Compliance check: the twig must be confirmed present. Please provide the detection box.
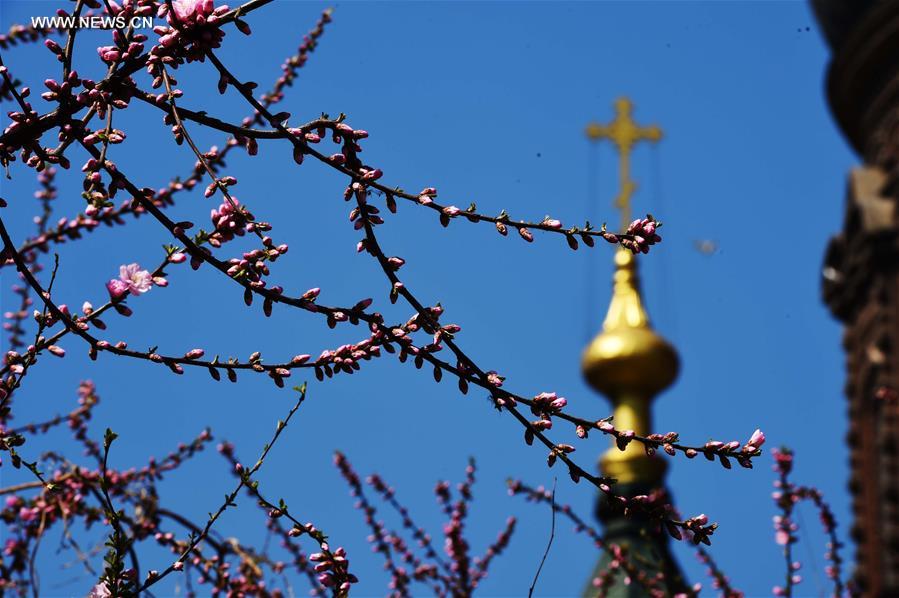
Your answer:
[528,478,556,598]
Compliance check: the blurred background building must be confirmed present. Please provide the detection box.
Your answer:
[815,0,898,594]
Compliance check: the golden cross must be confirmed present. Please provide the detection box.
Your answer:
[585,97,663,230]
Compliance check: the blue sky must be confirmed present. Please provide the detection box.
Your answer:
[0,1,856,596]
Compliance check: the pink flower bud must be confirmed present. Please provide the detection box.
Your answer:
[746,428,765,449]
[550,397,567,410]
[106,279,129,300]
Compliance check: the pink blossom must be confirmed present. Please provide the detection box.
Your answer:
[172,0,214,23]
[118,263,153,295]
[88,584,111,598]
[486,371,504,387]
[18,506,38,522]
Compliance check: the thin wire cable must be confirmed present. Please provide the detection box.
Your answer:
[650,143,679,344]
[585,141,600,343]
[795,501,825,597]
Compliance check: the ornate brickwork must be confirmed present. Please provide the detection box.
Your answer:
[823,167,899,595]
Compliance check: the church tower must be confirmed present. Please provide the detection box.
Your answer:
[812,1,899,594]
[581,99,688,596]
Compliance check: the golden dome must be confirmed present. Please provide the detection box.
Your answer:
[582,97,676,486]
[582,249,679,400]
